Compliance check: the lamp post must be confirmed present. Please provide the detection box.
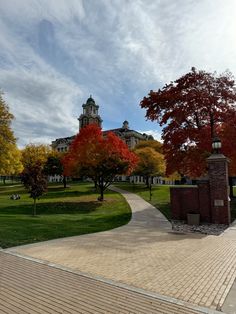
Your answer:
[212,136,222,154]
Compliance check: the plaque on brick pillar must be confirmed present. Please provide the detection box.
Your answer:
[207,153,231,224]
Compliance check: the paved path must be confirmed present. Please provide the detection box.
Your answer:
[0,250,222,314]
[221,220,236,314]
[7,187,236,311]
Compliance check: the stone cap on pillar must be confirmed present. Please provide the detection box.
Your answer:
[207,153,229,163]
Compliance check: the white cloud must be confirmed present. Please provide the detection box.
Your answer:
[0,0,85,24]
[138,130,162,142]
[1,0,236,147]
[0,69,81,146]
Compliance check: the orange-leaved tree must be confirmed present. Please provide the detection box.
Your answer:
[140,68,236,178]
[63,124,138,200]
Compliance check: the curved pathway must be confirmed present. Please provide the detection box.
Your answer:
[7,187,236,311]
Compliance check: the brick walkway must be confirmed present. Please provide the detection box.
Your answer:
[8,187,236,311]
[0,251,222,314]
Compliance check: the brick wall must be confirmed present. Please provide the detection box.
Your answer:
[198,181,211,222]
[170,187,199,220]
[170,154,230,224]
[170,182,212,222]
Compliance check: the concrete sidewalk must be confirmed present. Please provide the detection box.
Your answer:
[7,186,236,311]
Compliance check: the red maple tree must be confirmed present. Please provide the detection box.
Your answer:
[62,124,138,200]
[140,68,236,177]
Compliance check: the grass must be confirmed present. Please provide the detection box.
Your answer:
[231,187,236,221]
[0,183,131,248]
[115,183,236,223]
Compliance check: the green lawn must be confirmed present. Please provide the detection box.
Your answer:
[116,183,236,222]
[231,187,236,221]
[0,183,131,248]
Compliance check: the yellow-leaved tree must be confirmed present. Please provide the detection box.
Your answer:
[133,146,165,186]
[0,93,23,182]
[133,141,166,200]
[21,144,51,169]
[21,144,51,216]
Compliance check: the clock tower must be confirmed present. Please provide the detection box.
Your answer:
[78,96,103,130]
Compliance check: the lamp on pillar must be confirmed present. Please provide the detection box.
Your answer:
[212,136,222,154]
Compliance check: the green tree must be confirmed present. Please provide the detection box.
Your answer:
[43,152,67,188]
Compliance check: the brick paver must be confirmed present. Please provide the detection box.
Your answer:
[1,251,223,314]
[7,187,236,311]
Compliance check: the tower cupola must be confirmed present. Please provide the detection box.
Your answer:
[78,95,103,130]
[122,120,129,130]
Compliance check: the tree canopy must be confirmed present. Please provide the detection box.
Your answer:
[21,144,51,215]
[134,139,163,154]
[133,139,165,186]
[63,124,138,200]
[43,151,64,177]
[21,144,51,169]
[0,93,23,177]
[133,146,165,186]
[140,68,236,177]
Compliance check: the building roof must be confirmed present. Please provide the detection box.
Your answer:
[103,128,150,140]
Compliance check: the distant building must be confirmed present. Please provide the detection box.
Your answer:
[52,96,153,152]
[103,120,152,149]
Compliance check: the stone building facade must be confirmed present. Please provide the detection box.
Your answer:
[52,96,152,152]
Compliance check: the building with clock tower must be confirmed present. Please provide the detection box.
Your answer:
[52,96,152,153]
[78,96,103,129]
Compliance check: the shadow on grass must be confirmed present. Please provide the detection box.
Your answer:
[231,198,236,222]
[0,201,103,215]
[42,190,95,199]
[0,188,25,196]
[42,185,116,199]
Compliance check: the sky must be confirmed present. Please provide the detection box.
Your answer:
[1,0,236,147]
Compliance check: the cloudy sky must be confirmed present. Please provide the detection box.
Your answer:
[1,0,236,147]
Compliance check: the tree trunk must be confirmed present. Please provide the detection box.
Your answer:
[94,180,97,191]
[100,187,104,201]
[99,176,104,201]
[3,176,6,185]
[33,198,37,216]
[63,176,67,188]
[145,176,149,188]
[149,182,152,201]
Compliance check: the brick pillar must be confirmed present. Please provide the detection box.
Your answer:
[207,154,231,224]
[197,180,211,222]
